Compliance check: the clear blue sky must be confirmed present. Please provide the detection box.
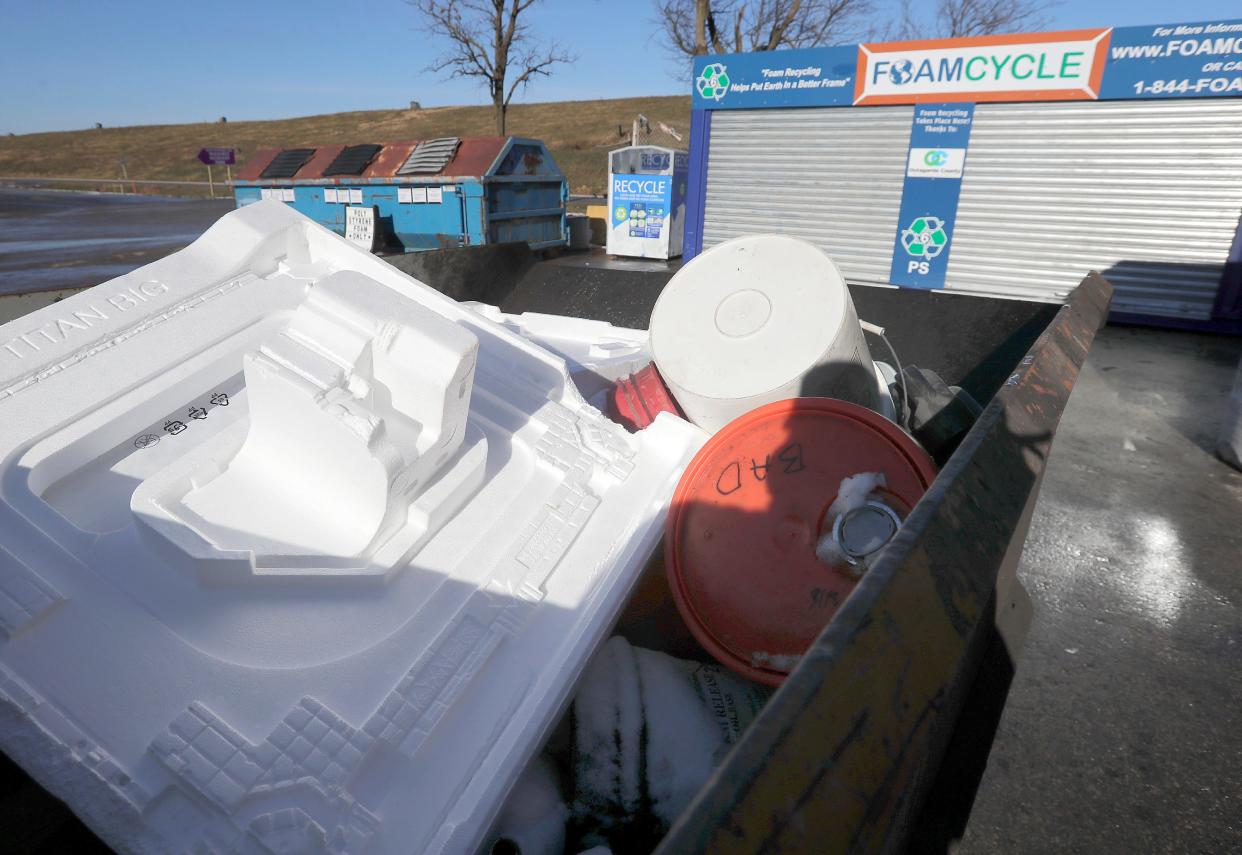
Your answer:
[2,0,1240,134]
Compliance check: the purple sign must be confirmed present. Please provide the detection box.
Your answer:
[197,147,236,165]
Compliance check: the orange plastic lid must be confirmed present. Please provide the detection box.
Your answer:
[665,398,937,686]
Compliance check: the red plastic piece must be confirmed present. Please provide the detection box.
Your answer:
[665,397,937,686]
[608,363,683,431]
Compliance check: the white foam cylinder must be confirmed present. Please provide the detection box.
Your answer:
[650,235,877,432]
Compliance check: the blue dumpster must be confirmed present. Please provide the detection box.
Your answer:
[232,136,568,253]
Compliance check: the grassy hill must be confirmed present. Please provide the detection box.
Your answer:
[0,96,691,196]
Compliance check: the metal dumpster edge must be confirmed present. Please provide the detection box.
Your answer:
[654,271,1114,855]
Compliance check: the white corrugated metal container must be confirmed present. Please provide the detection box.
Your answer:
[948,99,1242,317]
[703,107,912,286]
[701,99,1242,317]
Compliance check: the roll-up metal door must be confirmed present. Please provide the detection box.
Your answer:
[702,107,913,285]
[703,99,1242,316]
[948,99,1242,317]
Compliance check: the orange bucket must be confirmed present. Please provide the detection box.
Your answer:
[665,398,937,685]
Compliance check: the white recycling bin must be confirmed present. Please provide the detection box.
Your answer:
[0,201,707,855]
[606,145,688,260]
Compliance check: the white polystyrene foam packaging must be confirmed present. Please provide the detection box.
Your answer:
[650,234,879,432]
[461,303,651,412]
[462,302,896,425]
[0,201,706,855]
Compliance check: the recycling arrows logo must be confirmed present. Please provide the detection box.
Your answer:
[901,216,949,258]
[697,63,731,101]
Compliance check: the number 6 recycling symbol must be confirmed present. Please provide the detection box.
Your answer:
[901,216,949,259]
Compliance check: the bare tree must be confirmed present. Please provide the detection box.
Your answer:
[936,0,1055,37]
[887,0,1057,40]
[414,0,573,135]
[657,0,875,58]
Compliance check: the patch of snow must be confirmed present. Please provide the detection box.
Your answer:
[487,754,568,855]
[570,637,771,850]
[750,651,802,671]
[828,471,887,519]
[814,532,850,568]
[815,471,887,569]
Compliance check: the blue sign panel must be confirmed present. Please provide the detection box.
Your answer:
[692,46,858,110]
[612,174,672,237]
[690,19,1242,111]
[1101,21,1242,99]
[889,104,975,289]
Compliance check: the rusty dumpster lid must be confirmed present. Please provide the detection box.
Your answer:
[665,397,937,685]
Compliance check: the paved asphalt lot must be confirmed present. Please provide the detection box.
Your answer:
[0,189,1239,852]
[0,188,232,297]
[957,324,1242,853]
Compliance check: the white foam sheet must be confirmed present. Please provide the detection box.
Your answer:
[463,303,897,428]
[0,201,706,855]
[461,303,652,413]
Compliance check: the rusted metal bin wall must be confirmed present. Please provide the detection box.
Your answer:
[480,263,1112,853]
[665,275,1111,854]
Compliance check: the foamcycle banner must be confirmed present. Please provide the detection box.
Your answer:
[692,18,1242,110]
[856,30,1109,104]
